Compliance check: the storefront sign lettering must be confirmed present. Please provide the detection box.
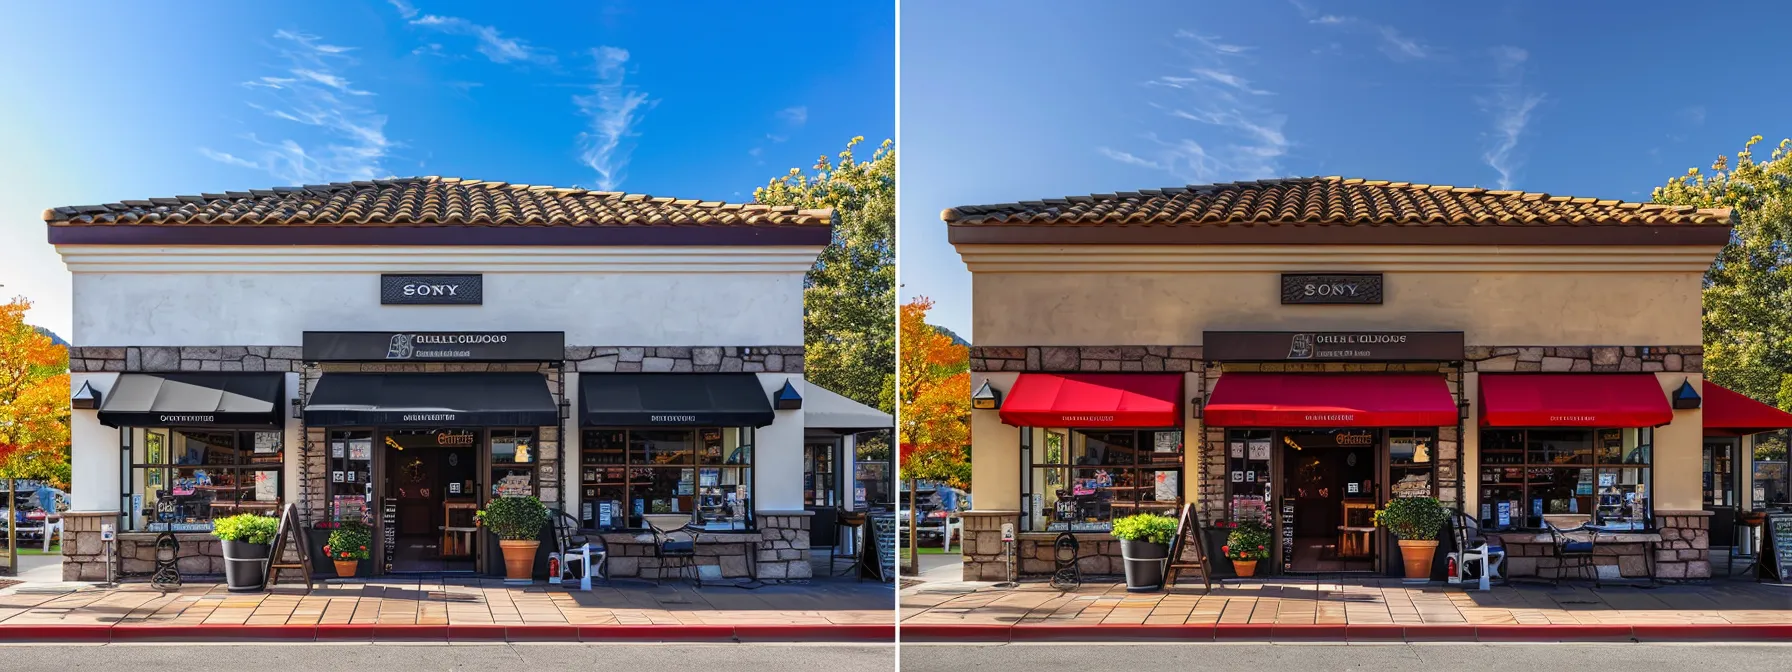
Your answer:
[158,414,215,423]
[1282,274,1383,305]
[1057,415,1115,424]
[435,431,476,446]
[403,413,456,422]
[303,331,565,362]
[1333,431,1374,446]
[381,274,482,305]
[1205,331,1464,362]
[650,415,698,423]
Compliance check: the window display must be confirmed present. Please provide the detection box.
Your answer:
[580,427,753,530]
[1478,427,1652,530]
[128,428,283,531]
[1024,428,1184,532]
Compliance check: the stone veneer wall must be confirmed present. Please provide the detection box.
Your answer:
[60,511,113,581]
[960,511,1019,581]
[565,346,804,373]
[1492,510,1711,580]
[69,346,305,372]
[592,511,812,581]
[1461,345,1702,372]
[971,346,1199,373]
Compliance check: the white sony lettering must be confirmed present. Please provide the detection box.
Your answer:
[444,285,458,295]
[1304,283,1318,296]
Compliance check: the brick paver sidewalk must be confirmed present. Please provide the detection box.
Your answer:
[0,576,892,628]
[901,577,1792,627]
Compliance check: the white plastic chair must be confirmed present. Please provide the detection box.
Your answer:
[42,515,62,552]
[942,515,964,552]
[1449,511,1506,591]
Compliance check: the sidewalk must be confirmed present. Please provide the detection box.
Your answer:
[0,570,893,642]
[901,559,1792,642]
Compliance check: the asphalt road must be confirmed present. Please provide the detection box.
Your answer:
[902,643,1792,672]
[0,643,893,671]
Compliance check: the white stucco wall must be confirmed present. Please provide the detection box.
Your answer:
[58,246,817,347]
[753,373,806,512]
[69,373,120,512]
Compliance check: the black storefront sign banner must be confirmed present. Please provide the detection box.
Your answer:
[303,331,566,362]
[1281,273,1383,305]
[381,274,483,305]
[1204,331,1465,362]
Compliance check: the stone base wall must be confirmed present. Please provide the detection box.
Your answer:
[753,512,814,580]
[1463,345,1702,372]
[1016,533,1122,576]
[567,346,804,373]
[116,533,225,577]
[59,511,116,581]
[69,346,304,373]
[1490,511,1710,581]
[960,510,1020,581]
[1653,510,1712,579]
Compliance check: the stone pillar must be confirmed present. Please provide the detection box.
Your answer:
[753,510,814,580]
[1654,510,1712,580]
[59,511,119,581]
[960,510,1020,581]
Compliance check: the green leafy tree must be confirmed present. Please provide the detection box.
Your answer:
[756,137,895,414]
[1654,136,1792,409]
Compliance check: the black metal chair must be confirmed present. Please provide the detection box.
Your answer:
[552,510,606,587]
[647,518,700,587]
[809,506,844,572]
[1545,521,1598,587]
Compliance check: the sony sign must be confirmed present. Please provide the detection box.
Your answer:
[1281,273,1383,305]
[381,274,483,305]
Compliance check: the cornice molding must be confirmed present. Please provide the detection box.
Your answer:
[55,245,823,274]
[954,244,1722,273]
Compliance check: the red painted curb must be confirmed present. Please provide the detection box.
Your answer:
[503,625,581,641]
[0,625,112,642]
[733,624,894,642]
[577,625,737,642]
[1400,624,1478,641]
[1212,624,1276,640]
[1344,625,1408,641]
[110,625,317,641]
[313,624,376,642]
[1012,624,1213,641]
[1633,624,1792,641]
[443,624,510,641]
[1270,624,1348,641]
[1474,625,1635,642]
[901,624,1012,642]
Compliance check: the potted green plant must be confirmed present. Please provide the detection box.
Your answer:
[1374,497,1451,580]
[1222,520,1273,578]
[1111,513,1179,592]
[213,513,280,593]
[325,521,371,579]
[478,495,549,582]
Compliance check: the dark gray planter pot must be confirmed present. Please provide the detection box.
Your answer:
[220,540,270,593]
[1119,539,1169,592]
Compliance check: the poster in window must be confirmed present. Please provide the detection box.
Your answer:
[1231,470,1244,483]
[1247,440,1272,461]
[494,471,533,498]
[332,471,345,483]
[1154,431,1181,453]
[253,432,281,454]
[1598,472,1616,488]
[348,440,371,461]
[331,442,346,458]
[1230,442,1244,458]
[1496,501,1511,527]
[1155,471,1178,501]
[254,471,277,501]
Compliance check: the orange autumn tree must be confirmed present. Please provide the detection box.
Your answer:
[898,297,970,566]
[0,297,70,489]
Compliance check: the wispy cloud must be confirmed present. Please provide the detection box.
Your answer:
[1100,30,1289,183]
[776,106,808,127]
[1294,1,1429,61]
[1477,46,1545,190]
[1680,105,1706,126]
[388,0,419,19]
[200,29,391,184]
[408,13,554,65]
[574,46,654,191]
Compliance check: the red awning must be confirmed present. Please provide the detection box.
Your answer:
[998,373,1182,428]
[1703,381,1792,436]
[1202,373,1458,428]
[1479,374,1672,428]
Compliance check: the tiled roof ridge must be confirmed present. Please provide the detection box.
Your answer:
[942,175,1736,226]
[43,175,835,226]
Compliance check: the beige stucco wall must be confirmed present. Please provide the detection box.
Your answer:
[961,245,1714,346]
[970,372,1020,510]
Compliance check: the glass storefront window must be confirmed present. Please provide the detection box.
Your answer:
[1478,427,1652,531]
[580,427,753,531]
[490,429,538,498]
[1388,430,1436,499]
[1023,428,1184,533]
[128,428,283,531]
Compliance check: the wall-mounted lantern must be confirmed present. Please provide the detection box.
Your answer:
[558,397,572,422]
[971,380,1002,410]
[72,380,102,410]
[775,379,804,410]
[1672,378,1703,410]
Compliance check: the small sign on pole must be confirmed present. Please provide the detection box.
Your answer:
[99,524,117,587]
[996,523,1018,588]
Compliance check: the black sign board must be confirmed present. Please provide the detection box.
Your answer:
[1204,331,1465,362]
[265,502,316,590]
[303,331,565,362]
[1762,513,1792,583]
[381,274,482,305]
[1282,273,1383,305]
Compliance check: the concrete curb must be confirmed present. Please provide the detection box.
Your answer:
[901,623,1792,643]
[0,623,894,643]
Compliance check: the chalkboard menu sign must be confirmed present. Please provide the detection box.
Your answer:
[1281,498,1296,572]
[1762,513,1792,583]
[865,513,897,582]
[382,498,398,573]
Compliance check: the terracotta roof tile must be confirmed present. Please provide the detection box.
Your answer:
[943,176,1734,228]
[44,176,834,229]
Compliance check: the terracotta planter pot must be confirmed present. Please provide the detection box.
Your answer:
[1398,539,1439,580]
[1233,559,1258,578]
[333,560,358,578]
[500,539,540,581]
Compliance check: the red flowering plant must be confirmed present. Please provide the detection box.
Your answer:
[1222,521,1273,562]
[324,521,372,561]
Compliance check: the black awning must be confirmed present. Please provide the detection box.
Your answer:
[304,373,558,427]
[98,373,285,428]
[580,373,776,428]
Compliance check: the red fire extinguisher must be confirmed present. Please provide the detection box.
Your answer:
[1446,554,1460,584]
[548,552,562,584]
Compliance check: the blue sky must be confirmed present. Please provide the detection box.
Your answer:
[0,0,893,338]
[900,0,1789,339]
